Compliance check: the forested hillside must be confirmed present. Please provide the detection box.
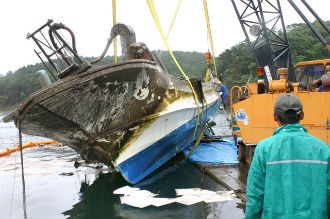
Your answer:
[0,20,329,108]
[216,20,330,88]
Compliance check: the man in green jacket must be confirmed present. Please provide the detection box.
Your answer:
[245,93,330,219]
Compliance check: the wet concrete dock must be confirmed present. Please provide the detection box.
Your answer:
[196,112,252,206]
[195,162,248,204]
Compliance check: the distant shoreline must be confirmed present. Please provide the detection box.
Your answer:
[0,105,17,114]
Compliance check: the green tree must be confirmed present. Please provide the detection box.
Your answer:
[0,20,328,108]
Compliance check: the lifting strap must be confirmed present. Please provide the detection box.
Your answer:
[112,0,118,63]
[203,0,217,77]
[146,0,202,120]
[158,0,182,56]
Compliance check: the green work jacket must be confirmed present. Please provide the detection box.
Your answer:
[245,123,330,219]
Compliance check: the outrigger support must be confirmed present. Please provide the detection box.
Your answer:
[26,20,141,80]
[27,19,88,79]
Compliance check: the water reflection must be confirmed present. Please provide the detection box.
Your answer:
[63,171,126,219]
[1,112,244,219]
[0,114,49,150]
[63,156,244,219]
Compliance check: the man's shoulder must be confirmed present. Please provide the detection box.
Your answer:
[255,136,275,152]
[257,135,275,145]
[307,134,329,149]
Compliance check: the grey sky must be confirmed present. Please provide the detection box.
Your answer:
[0,0,329,75]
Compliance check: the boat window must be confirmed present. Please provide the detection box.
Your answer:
[295,64,324,90]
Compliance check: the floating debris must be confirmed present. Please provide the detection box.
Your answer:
[74,160,81,168]
[113,186,236,208]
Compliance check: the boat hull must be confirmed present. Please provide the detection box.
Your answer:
[3,21,222,184]
[9,60,169,151]
[116,98,220,184]
[5,59,220,183]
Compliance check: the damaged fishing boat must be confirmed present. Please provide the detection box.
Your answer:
[3,20,220,184]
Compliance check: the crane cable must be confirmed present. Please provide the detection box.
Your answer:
[173,0,206,138]
[203,0,217,77]
[158,0,182,57]
[146,0,203,127]
[112,0,118,63]
[147,0,213,158]
[187,0,219,159]
[18,116,28,219]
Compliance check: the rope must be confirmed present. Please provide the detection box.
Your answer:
[146,0,202,120]
[112,0,118,63]
[18,117,28,219]
[203,0,217,77]
[147,0,219,152]
[158,0,182,57]
[184,122,207,160]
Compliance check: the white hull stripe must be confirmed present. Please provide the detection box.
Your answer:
[267,160,328,165]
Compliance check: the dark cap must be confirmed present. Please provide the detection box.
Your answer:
[274,93,303,120]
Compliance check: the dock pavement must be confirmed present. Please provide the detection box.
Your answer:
[192,111,251,208]
[195,162,248,206]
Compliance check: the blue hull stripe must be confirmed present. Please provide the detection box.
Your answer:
[117,100,220,184]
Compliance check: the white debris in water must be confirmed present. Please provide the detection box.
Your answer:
[176,188,235,203]
[113,185,140,195]
[113,186,236,208]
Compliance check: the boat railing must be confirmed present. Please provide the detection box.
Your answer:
[27,19,87,80]
[229,85,249,133]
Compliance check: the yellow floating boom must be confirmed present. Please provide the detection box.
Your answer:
[0,140,59,157]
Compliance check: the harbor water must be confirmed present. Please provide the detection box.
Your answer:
[0,110,245,219]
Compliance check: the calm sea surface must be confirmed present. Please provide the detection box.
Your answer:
[0,111,244,219]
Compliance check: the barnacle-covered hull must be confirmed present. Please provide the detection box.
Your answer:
[3,20,220,184]
[5,58,220,183]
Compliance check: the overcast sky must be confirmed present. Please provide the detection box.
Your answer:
[0,0,329,75]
